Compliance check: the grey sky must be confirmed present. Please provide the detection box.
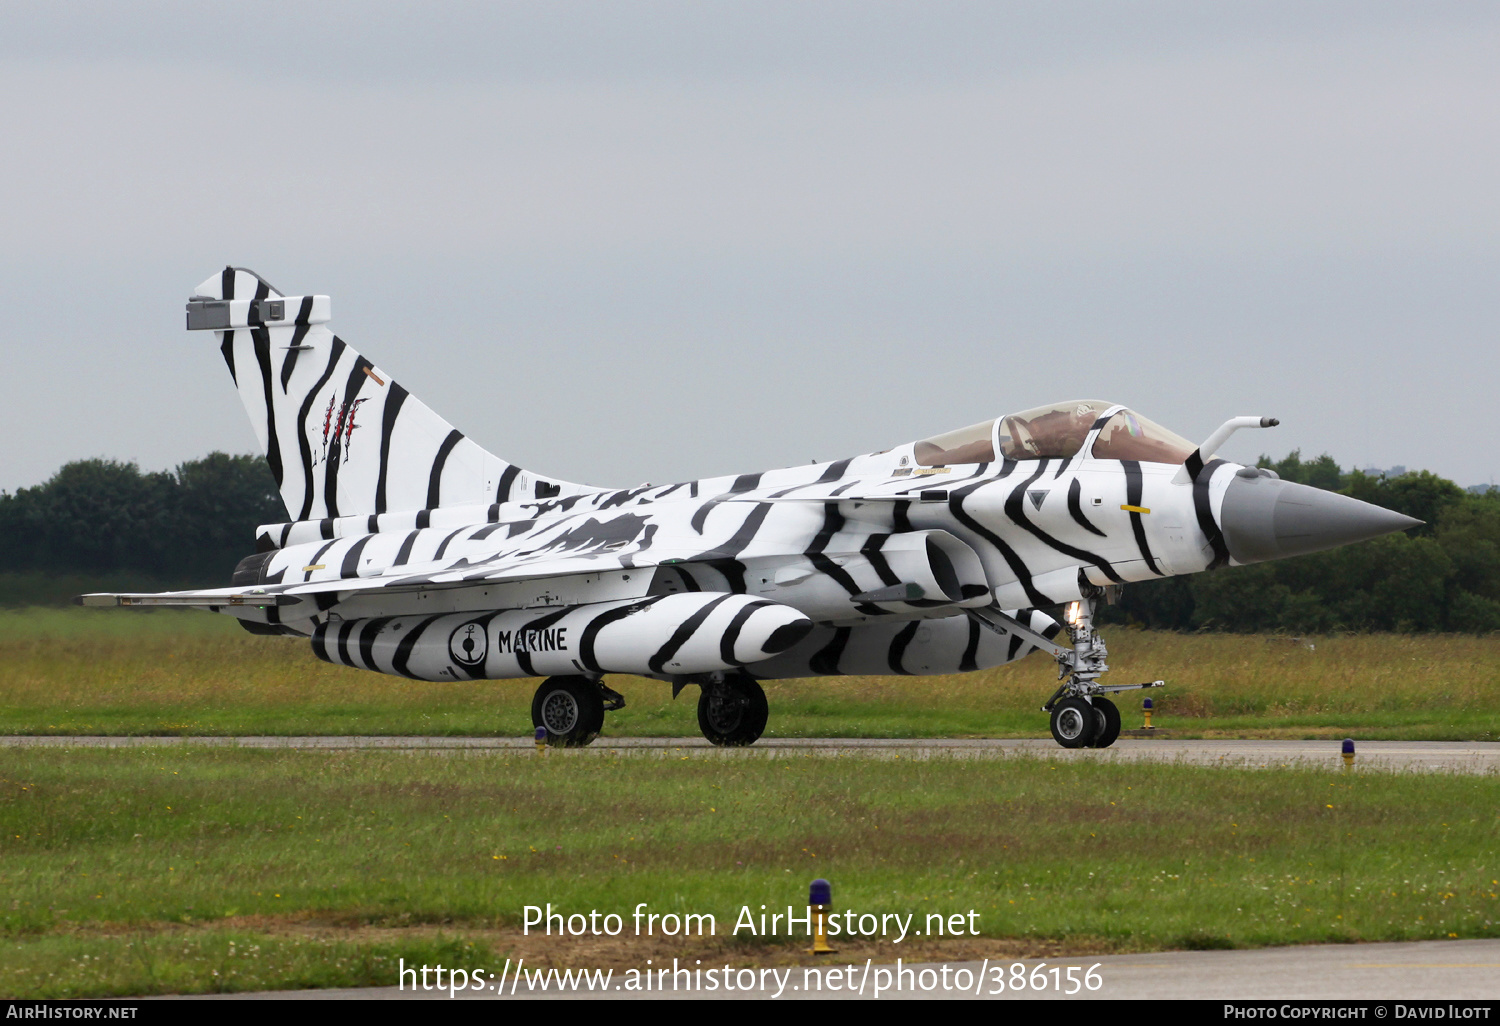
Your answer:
[2,1,1497,496]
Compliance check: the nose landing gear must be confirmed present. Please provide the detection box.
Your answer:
[1091,695,1122,748]
[1050,696,1099,748]
[1050,695,1123,749]
[969,586,1160,749]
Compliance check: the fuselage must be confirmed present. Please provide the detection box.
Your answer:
[234,430,1229,669]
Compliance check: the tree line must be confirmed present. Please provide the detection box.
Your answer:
[0,451,1496,631]
[0,454,284,595]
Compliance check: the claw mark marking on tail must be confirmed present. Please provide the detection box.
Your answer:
[320,395,337,464]
[342,398,370,463]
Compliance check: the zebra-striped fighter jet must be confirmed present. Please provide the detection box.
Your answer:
[81,268,1419,749]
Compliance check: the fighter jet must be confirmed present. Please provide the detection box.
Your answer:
[81,268,1420,749]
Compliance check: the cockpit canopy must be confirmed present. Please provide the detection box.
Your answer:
[913,400,1196,467]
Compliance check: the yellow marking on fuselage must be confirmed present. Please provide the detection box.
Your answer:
[1120,504,1150,514]
[302,564,326,572]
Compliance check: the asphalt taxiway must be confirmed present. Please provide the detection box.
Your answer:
[4,736,1497,773]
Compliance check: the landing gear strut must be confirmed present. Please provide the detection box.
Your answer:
[969,586,1161,750]
[531,675,617,747]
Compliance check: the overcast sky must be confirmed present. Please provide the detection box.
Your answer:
[2,1,1497,496]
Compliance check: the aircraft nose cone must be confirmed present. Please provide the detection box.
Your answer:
[1219,473,1423,564]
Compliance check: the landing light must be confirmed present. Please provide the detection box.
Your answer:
[808,879,836,955]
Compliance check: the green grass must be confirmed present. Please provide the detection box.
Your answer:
[2,930,478,999]
[1,746,1496,996]
[0,607,1495,739]
[5,610,1494,997]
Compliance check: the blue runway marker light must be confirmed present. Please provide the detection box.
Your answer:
[809,879,835,954]
[535,726,548,752]
[1142,696,1154,730]
[1342,738,1355,770]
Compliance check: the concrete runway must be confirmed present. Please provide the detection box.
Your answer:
[5,735,1498,773]
[179,938,1500,1000]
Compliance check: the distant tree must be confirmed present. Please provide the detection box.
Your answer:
[1257,450,1342,491]
[5,459,175,574]
[1189,562,1294,632]
[1438,497,1500,589]
[1101,575,1194,629]
[168,454,285,580]
[0,454,281,587]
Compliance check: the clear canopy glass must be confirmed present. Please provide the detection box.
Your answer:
[913,419,997,466]
[998,400,1113,461]
[1090,409,1195,464]
[912,400,1196,466]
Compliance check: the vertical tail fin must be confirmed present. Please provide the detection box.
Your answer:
[188,267,598,521]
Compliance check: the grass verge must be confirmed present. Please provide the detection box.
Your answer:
[3,929,477,999]
[1,746,1496,996]
[0,607,1495,739]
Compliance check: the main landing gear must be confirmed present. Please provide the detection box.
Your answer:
[530,672,771,748]
[696,673,769,747]
[969,585,1161,750]
[530,676,626,748]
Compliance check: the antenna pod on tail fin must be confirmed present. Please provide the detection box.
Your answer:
[188,267,598,523]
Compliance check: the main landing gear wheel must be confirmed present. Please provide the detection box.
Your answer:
[1091,696,1121,749]
[531,676,605,748]
[1050,696,1100,749]
[698,675,769,747]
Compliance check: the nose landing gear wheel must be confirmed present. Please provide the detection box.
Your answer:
[698,675,769,747]
[1091,696,1121,748]
[531,676,605,747]
[1050,696,1101,749]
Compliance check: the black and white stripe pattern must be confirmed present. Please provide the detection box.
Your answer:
[143,269,1260,684]
[193,268,591,523]
[749,608,1061,679]
[310,593,811,681]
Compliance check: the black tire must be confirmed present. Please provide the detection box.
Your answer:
[697,676,769,747]
[531,676,605,747]
[1091,696,1121,749]
[1050,696,1100,749]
